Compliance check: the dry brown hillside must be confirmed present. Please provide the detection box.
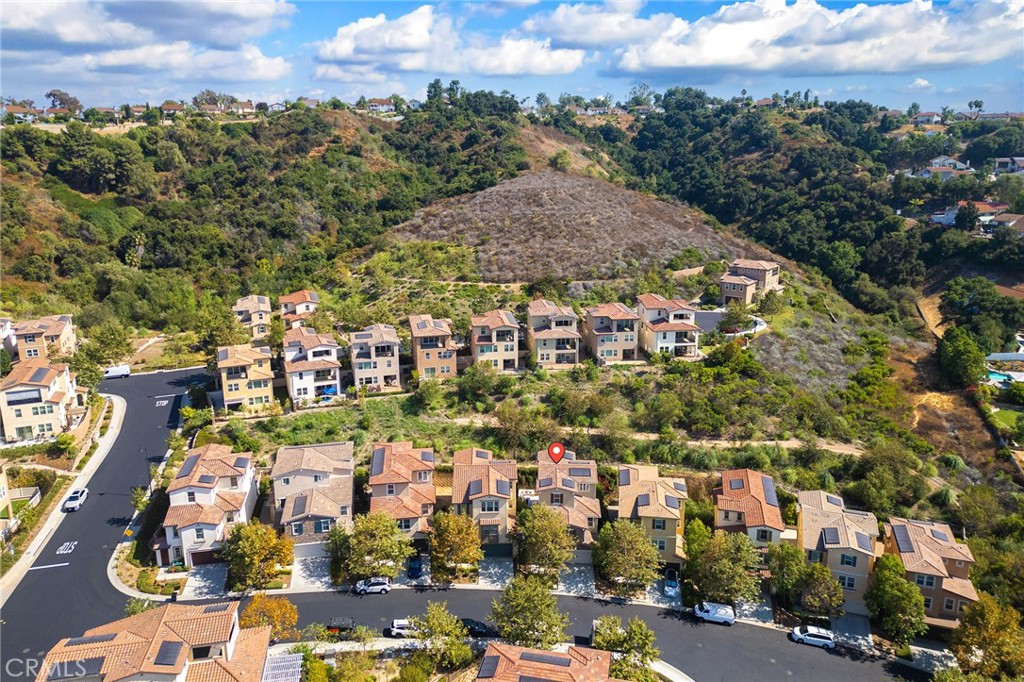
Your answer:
[390,171,782,282]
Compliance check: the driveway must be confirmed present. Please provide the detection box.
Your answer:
[646,579,680,608]
[832,613,873,651]
[181,563,228,599]
[291,543,332,593]
[477,558,513,588]
[394,556,431,588]
[735,592,774,626]
[558,563,595,597]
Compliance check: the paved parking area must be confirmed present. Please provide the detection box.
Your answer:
[735,592,774,625]
[558,564,595,597]
[832,613,872,651]
[478,558,514,588]
[645,579,680,608]
[180,563,228,599]
[291,543,332,593]
[394,556,431,587]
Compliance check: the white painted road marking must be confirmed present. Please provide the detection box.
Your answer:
[28,562,70,571]
[153,394,178,399]
[155,400,169,407]
[55,541,78,555]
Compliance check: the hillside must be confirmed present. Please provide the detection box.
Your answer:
[390,170,777,282]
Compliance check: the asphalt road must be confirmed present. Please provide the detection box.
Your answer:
[0,368,205,680]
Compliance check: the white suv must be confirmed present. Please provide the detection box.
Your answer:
[694,601,736,626]
[354,576,391,595]
[791,625,837,649]
[388,619,418,638]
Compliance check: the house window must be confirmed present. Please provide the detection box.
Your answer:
[37,423,53,434]
[339,506,349,516]
[578,483,590,492]
[13,409,21,418]
[172,527,179,538]
[386,484,396,496]
[955,560,964,567]
[722,510,730,520]
[837,575,856,590]
[481,500,500,513]
[652,539,667,551]
[24,335,35,343]
[923,597,933,610]
[958,601,968,613]
[441,365,451,374]
[195,528,205,540]
[550,493,564,505]
[229,477,238,488]
[226,513,235,523]
[416,470,430,483]
[915,574,936,588]
[227,383,239,393]
[25,348,39,358]
[313,474,323,483]
[314,520,332,533]
[187,492,196,503]
[944,598,955,611]
[652,519,666,531]
[756,529,771,542]
[292,523,304,536]
[282,477,290,486]
[421,504,431,515]
[840,554,857,567]
[398,519,414,531]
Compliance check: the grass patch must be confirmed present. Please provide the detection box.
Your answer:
[992,408,1021,430]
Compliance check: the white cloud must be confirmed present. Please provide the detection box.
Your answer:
[316,4,585,77]
[101,0,297,48]
[47,43,291,82]
[2,1,152,47]
[908,78,933,90]
[521,1,676,49]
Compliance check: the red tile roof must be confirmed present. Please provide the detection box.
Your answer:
[714,468,785,531]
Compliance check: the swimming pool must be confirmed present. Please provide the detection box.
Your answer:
[989,371,1012,382]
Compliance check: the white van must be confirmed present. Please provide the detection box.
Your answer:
[694,601,736,625]
[103,365,131,379]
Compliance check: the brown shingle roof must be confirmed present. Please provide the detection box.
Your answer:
[585,302,639,322]
[272,442,354,479]
[885,517,974,576]
[408,314,453,338]
[452,448,516,504]
[167,444,251,492]
[471,309,518,330]
[281,477,353,525]
[0,357,61,391]
[232,295,271,317]
[714,468,785,531]
[617,464,687,520]
[797,490,878,554]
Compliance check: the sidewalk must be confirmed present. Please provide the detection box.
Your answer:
[0,394,127,609]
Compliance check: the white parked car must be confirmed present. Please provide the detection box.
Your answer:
[103,365,131,379]
[694,601,736,626]
[354,576,391,595]
[62,488,89,512]
[388,619,418,638]
[663,569,680,599]
[791,625,837,649]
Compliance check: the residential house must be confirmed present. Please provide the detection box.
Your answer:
[279,290,320,328]
[283,326,343,405]
[797,491,880,616]
[44,107,76,118]
[232,295,272,341]
[911,111,941,125]
[34,602,270,682]
[0,458,14,544]
[753,98,775,108]
[452,448,517,549]
[977,112,1024,121]
[614,464,688,568]
[0,358,85,443]
[153,444,258,567]
[586,106,609,116]
[348,324,401,390]
[474,642,628,682]
[130,105,147,116]
[160,102,184,117]
[230,100,255,115]
[408,314,457,380]
[215,344,274,412]
[200,103,224,115]
[0,317,15,356]
[994,157,1024,175]
[567,105,586,116]
[713,468,788,547]
[883,517,978,629]
[636,293,701,358]
[719,259,782,306]
[2,105,41,122]
[298,98,320,108]
[535,449,600,547]
[271,442,354,543]
[582,302,640,364]
[470,309,519,372]
[929,155,970,170]
[990,213,1024,235]
[953,111,977,122]
[526,299,580,370]
[368,98,395,113]
[13,314,77,360]
[916,166,973,182]
[368,442,435,541]
[929,200,1011,227]
[876,109,904,120]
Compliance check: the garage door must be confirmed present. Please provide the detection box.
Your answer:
[190,550,220,565]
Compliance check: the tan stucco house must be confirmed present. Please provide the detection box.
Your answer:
[13,315,77,360]
[582,303,640,364]
[271,441,354,544]
[713,468,790,547]
[368,441,436,541]
[613,464,688,568]
[348,324,401,391]
[534,449,600,547]
[215,344,274,412]
[636,293,701,358]
[232,295,272,341]
[526,299,579,370]
[409,314,457,380]
[470,309,520,372]
[0,358,86,443]
[452,448,517,548]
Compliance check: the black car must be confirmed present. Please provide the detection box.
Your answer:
[460,618,497,638]
[407,555,424,579]
[327,617,355,635]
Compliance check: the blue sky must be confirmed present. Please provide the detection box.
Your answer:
[2,0,1022,111]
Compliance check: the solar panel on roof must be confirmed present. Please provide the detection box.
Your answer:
[354,333,372,339]
[204,603,230,613]
[618,469,631,486]
[421,451,435,462]
[729,478,744,490]
[48,657,104,681]
[468,479,482,497]
[30,367,50,383]
[637,493,650,507]
[477,656,500,679]
[673,481,688,493]
[233,456,249,468]
[893,524,915,553]
[822,527,840,545]
[154,641,183,666]
[261,654,304,682]
[416,321,427,329]
[538,477,552,488]
[930,529,949,542]
[177,454,200,479]
[370,451,385,476]
[496,480,511,497]
[761,475,779,507]
[562,478,575,489]
[665,495,681,509]
[568,467,591,477]
[293,495,308,516]
[519,652,571,667]
[826,494,843,507]
[198,474,216,484]
[66,633,116,646]
[855,532,873,552]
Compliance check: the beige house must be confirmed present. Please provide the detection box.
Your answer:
[526,299,579,370]
[271,442,354,544]
[535,449,600,546]
[282,326,342,405]
[471,309,519,372]
[582,303,640,363]
[409,314,457,380]
[452,448,517,548]
[475,642,628,682]
[368,442,436,540]
[713,468,789,547]
[349,324,401,390]
[35,602,270,682]
[279,289,320,328]
[636,293,701,358]
[883,517,978,629]
[797,491,880,616]
[13,315,77,360]
[232,295,272,341]
[614,464,688,568]
[0,358,85,443]
[215,344,274,412]
[720,259,782,306]
[153,444,258,567]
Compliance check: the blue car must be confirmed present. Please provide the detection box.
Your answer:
[663,569,680,599]
[407,555,423,579]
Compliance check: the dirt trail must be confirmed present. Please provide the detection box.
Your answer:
[916,294,948,339]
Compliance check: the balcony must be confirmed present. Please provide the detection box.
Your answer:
[673,332,695,344]
[313,370,336,382]
[495,331,515,342]
[224,370,248,380]
[614,322,636,333]
[554,341,577,351]
[419,339,443,349]
[374,346,395,357]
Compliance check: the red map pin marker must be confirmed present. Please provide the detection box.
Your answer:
[547,442,565,464]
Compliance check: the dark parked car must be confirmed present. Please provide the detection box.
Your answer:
[407,555,424,579]
[327,617,355,635]
[460,618,497,638]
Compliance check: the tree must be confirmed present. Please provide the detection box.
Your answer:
[413,378,444,412]
[549,149,572,172]
[950,593,1024,679]
[684,518,712,560]
[515,504,575,574]
[954,202,980,231]
[83,322,134,365]
[756,290,784,320]
[955,484,1002,535]
[718,300,753,332]
[593,520,661,597]
[46,89,81,112]
[194,294,249,350]
[535,92,551,109]
[220,522,294,589]
[591,615,660,682]
[0,349,11,377]
[765,543,806,603]
[428,510,483,584]
[129,486,149,513]
[267,317,286,355]
[865,554,928,646]
[124,597,158,616]
[304,309,335,336]
[240,594,299,641]
[689,530,761,604]
[490,575,568,649]
[328,512,414,581]
[411,601,472,669]
[799,562,846,618]
[937,326,986,388]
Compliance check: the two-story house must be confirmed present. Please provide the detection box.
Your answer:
[526,299,579,370]
[470,309,519,372]
[232,295,272,341]
[216,344,274,412]
[719,259,782,306]
[13,315,77,360]
[35,602,270,682]
[582,303,640,364]
[348,324,401,390]
[368,442,436,542]
[636,293,701,358]
[613,464,688,569]
[452,448,517,550]
[153,444,258,568]
[271,442,354,544]
[368,98,395,113]
[279,290,320,328]
[474,642,628,682]
[409,314,457,380]
[797,491,880,616]
[535,449,600,547]
[713,468,788,547]
[883,517,978,629]
[0,358,85,443]
[283,327,342,406]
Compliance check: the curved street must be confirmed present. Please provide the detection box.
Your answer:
[0,368,925,682]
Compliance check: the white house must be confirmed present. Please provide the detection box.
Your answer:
[368,98,395,113]
[911,112,941,125]
[636,293,701,358]
[283,326,343,406]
